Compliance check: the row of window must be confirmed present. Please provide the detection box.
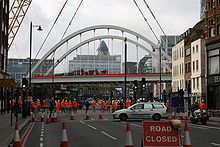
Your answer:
[70,64,121,68]
[173,45,199,61]
[206,0,220,10]
[173,77,200,92]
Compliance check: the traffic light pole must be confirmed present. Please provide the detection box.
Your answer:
[124,37,127,108]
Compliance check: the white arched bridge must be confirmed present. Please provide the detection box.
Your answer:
[29,25,172,84]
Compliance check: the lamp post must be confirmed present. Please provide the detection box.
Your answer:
[124,37,127,108]
[29,22,42,96]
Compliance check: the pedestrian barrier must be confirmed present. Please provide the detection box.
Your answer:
[125,123,133,147]
[70,111,75,120]
[60,122,69,147]
[85,114,90,120]
[31,113,36,122]
[183,120,192,147]
[46,111,51,123]
[41,111,45,122]
[51,112,56,122]
[13,123,21,147]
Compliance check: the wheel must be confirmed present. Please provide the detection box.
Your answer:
[119,114,128,121]
[190,118,197,124]
[201,120,207,125]
[152,114,161,121]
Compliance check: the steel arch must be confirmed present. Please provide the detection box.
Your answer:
[30,25,170,76]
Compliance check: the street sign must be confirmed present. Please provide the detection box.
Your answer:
[0,79,16,87]
[142,122,180,147]
[184,90,188,97]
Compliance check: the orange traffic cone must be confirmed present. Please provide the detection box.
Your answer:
[32,113,36,122]
[85,114,90,120]
[183,121,192,147]
[70,111,75,120]
[46,111,51,123]
[13,123,21,147]
[125,123,133,147]
[60,122,69,147]
[41,112,45,122]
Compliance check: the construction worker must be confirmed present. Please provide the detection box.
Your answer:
[112,100,116,113]
[107,101,111,112]
[91,100,96,112]
[61,100,66,112]
[72,99,78,113]
[30,100,36,113]
[55,100,60,113]
[126,99,131,108]
[199,100,206,110]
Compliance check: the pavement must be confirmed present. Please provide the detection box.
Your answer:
[0,113,30,147]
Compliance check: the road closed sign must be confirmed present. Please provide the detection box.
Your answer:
[142,122,180,147]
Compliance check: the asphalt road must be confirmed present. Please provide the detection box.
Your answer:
[19,113,220,147]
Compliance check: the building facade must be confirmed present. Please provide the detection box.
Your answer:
[0,0,9,78]
[172,20,206,104]
[7,58,53,84]
[205,0,220,109]
[122,62,137,73]
[69,41,121,74]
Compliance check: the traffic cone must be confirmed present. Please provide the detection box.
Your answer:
[125,123,133,147]
[85,113,90,120]
[183,121,192,147]
[46,111,51,123]
[60,122,69,147]
[70,111,74,120]
[32,113,36,122]
[98,114,103,119]
[13,123,21,147]
[41,111,45,122]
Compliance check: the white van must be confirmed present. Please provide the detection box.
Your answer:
[113,102,167,121]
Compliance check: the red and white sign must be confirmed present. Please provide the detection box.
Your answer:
[142,122,180,147]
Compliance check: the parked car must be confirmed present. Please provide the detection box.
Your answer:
[113,102,167,121]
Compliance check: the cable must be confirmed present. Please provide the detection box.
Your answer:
[142,0,172,45]
[133,0,159,42]
[61,0,84,40]
[34,0,69,59]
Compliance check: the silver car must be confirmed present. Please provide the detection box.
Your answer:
[113,102,167,121]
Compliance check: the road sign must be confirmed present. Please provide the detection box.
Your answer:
[184,90,188,97]
[0,79,16,87]
[142,122,180,147]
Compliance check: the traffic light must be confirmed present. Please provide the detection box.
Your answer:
[133,80,138,92]
[178,89,184,97]
[141,78,146,91]
[22,78,28,88]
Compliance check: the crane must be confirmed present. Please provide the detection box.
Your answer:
[8,0,32,50]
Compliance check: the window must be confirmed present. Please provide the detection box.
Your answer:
[193,61,195,71]
[196,45,199,53]
[180,64,181,74]
[196,60,199,71]
[209,56,220,75]
[144,104,153,109]
[193,78,195,89]
[185,48,191,56]
[217,24,220,35]
[197,77,199,89]
[185,63,188,73]
[152,104,164,109]
[209,27,215,37]
[132,104,144,110]
[193,46,195,54]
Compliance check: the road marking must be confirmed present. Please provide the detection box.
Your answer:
[181,135,184,138]
[130,123,142,128]
[21,122,35,147]
[40,143,43,147]
[190,124,220,130]
[100,131,117,140]
[40,137,43,141]
[41,134,43,137]
[211,143,220,146]
[190,125,208,130]
[80,120,86,124]
[87,124,97,130]
[41,131,44,134]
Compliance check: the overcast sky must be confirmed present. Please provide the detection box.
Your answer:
[8,0,201,73]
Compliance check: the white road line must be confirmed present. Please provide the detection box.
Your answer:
[41,131,44,134]
[80,120,86,124]
[87,124,97,130]
[100,131,117,140]
[41,134,43,137]
[190,124,220,130]
[40,137,43,141]
[130,123,142,128]
[190,125,208,130]
[211,143,220,146]
[40,143,43,147]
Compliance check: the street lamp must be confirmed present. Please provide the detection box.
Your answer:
[29,22,43,97]
[153,44,162,101]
